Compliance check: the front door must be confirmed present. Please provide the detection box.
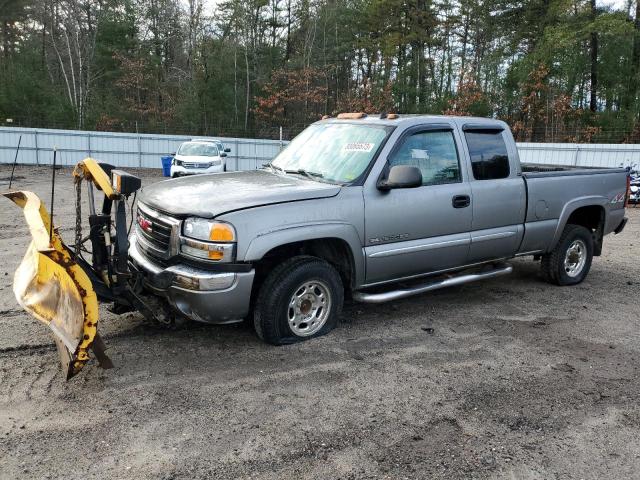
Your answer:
[364,125,472,285]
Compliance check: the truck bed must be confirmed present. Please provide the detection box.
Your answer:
[517,165,628,254]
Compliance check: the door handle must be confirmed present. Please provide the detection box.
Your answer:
[452,195,471,208]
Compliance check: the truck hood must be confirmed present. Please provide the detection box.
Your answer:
[139,169,341,218]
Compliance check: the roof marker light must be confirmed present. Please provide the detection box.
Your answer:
[337,112,366,119]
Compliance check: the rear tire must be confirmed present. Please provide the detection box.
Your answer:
[254,256,343,345]
[541,224,594,286]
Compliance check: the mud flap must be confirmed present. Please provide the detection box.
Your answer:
[3,190,112,379]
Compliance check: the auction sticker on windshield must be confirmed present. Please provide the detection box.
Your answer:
[343,142,375,153]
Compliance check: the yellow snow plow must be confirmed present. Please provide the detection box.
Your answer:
[3,190,111,378]
[4,158,166,379]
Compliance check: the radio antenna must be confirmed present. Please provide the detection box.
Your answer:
[8,135,22,190]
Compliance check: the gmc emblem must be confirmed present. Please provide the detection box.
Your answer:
[138,215,153,233]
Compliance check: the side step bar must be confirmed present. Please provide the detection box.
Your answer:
[352,262,513,304]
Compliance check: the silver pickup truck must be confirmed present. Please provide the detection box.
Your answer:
[130,114,629,344]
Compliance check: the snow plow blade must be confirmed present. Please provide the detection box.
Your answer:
[3,190,112,379]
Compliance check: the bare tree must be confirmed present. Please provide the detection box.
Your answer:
[44,0,100,128]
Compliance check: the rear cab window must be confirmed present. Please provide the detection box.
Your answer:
[464,129,510,180]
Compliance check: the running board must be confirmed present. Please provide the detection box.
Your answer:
[352,262,513,304]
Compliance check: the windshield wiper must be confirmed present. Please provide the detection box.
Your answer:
[264,162,284,174]
[285,168,324,181]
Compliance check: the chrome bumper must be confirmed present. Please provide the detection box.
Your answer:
[129,235,254,324]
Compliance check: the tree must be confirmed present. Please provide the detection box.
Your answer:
[254,66,327,126]
[0,0,638,141]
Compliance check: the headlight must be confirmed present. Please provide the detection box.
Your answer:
[181,218,236,262]
[183,218,235,242]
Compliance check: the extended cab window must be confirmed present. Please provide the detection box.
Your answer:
[388,130,461,186]
[464,129,510,180]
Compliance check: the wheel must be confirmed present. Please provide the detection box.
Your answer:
[254,256,343,345]
[541,224,594,286]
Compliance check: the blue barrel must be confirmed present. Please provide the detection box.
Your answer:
[161,156,173,177]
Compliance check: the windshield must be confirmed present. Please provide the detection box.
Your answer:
[271,123,392,184]
[178,142,219,157]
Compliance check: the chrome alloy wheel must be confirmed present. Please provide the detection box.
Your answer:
[564,239,587,278]
[287,280,332,336]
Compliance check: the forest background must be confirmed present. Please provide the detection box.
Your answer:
[1,0,639,142]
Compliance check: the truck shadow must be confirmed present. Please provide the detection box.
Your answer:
[117,257,549,350]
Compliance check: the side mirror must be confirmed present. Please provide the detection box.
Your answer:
[378,165,422,190]
[220,152,227,158]
[170,152,176,157]
[224,148,231,153]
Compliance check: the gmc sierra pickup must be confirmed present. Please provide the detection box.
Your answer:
[129,114,629,345]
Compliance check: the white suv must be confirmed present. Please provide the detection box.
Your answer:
[170,140,231,177]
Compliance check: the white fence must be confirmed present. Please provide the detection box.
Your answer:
[1,126,639,171]
[517,142,640,169]
[0,127,286,171]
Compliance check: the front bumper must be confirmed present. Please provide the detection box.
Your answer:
[129,235,254,324]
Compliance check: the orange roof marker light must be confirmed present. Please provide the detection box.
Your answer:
[380,112,399,119]
[336,112,366,119]
[321,115,331,120]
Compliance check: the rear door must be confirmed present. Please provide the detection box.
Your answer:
[363,124,472,284]
[461,126,526,263]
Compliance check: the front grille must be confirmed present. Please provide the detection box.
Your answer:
[182,162,211,169]
[135,204,179,261]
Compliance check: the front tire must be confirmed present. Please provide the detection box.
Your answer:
[541,224,594,285]
[254,256,344,345]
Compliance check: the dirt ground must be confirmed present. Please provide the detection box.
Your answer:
[0,164,639,480]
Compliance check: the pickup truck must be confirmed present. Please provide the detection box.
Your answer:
[130,114,629,345]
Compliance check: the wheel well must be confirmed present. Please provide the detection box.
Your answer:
[254,238,355,290]
[566,205,605,255]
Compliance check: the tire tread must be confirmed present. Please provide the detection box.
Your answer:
[541,223,593,286]
[254,255,343,345]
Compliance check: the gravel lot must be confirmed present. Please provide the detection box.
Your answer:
[0,164,639,479]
